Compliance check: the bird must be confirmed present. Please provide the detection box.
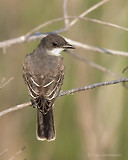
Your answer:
[23,34,75,141]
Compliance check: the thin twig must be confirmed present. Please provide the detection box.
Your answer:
[68,0,110,27]
[122,66,128,89]
[40,16,128,34]
[0,78,128,117]
[58,16,128,32]
[0,149,8,156]
[0,16,128,57]
[0,0,110,49]
[0,77,14,89]
[66,50,121,78]
[52,0,110,34]
[66,38,128,57]
[8,146,25,160]
[84,17,128,31]
[63,0,69,27]
[0,17,68,49]
[0,30,128,57]
[25,0,110,37]
[24,17,64,38]
[122,65,128,74]
[0,102,31,117]
[0,13,128,57]
[59,78,128,96]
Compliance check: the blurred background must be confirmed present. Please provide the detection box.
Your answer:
[0,0,128,159]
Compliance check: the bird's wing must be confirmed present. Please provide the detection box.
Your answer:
[23,70,64,114]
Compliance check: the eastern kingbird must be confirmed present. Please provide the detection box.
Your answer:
[23,34,75,141]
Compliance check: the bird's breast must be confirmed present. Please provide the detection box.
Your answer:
[29,53,64,77]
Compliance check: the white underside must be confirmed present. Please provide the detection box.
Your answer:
[48,48,63,56]
[36,134,56,141]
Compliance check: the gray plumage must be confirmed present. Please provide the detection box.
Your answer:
[23,34,74,141]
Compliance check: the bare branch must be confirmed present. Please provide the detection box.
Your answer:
[84,17,128,31]
[0,0,110,49]
[63,0,69,27]
[0,78,128,117]
[1,29,128,57]
[24,17,65,38]
[24,0,109,39]
[122,65,128,74]
[68,0,110,27]
[0,77,14,89]
[66,38,128,57]
[59,78,128,96]
[54,0,110,33]
[0,102,31,117]
[25,0,110,35]
[1,15,127,50]
[0,16,128,57]
[1,33,128,58]
[8,146,25,160]
[66,50,121,78]
[55,16,128,34]
[0,149,8,156]
[0,17,67,49]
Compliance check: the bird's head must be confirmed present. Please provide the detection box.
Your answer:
[40,34,75,56]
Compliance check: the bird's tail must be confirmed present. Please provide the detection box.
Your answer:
[37,108,55,141]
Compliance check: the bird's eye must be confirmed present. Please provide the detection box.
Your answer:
[53,42,58,47]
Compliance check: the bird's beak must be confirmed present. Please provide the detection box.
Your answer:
[63,43,75,49]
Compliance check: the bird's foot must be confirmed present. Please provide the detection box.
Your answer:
[30,99,37,109]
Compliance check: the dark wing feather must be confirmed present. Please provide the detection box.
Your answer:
[23,69,64,114]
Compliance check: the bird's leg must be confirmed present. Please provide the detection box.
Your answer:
[30,99,37,109]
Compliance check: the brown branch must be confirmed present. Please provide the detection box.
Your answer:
[0,78,128,117]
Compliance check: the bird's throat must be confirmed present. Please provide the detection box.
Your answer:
[48,48,63,56]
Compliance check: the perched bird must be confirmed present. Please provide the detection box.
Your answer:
[23,34,75,141]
